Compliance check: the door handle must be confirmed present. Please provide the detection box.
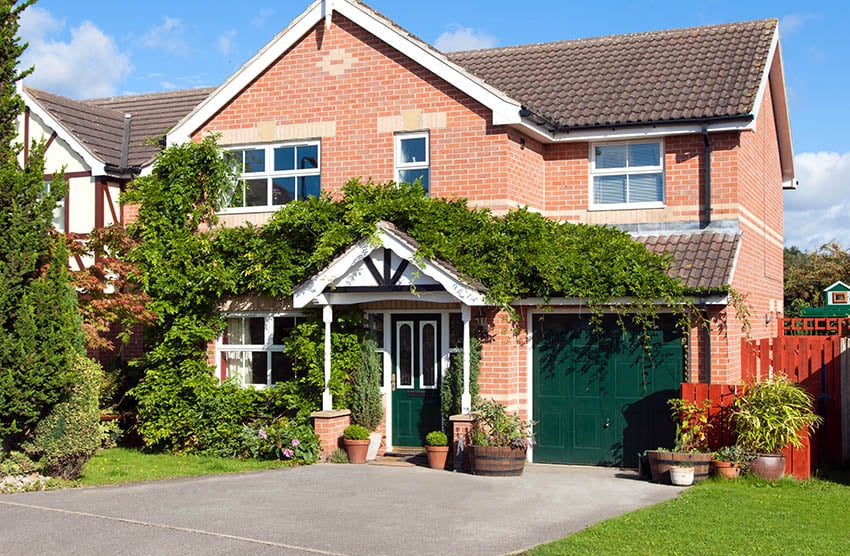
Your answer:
[391,373,396,392]
[603,418,610,429]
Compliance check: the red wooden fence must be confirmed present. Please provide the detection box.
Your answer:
[680,328,843,480]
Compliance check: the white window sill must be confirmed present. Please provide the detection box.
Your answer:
[588,202,666,212]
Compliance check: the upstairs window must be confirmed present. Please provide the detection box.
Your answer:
[217,314,300,388]
[395,132,430,194]
[590,140,664,208]
[223,142,320,211]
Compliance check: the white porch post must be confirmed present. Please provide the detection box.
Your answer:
[461,304,472,413]
[322,304,333,411]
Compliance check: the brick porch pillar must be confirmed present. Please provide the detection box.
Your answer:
[449,413,476,472]
[311,409,351,461]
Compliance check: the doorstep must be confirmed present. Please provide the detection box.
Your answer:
[370,450,427,467]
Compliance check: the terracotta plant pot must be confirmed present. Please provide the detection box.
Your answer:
[749,454,786,480]
[342,438,371,464]
[710,460,741,479]
[425,445,449,470]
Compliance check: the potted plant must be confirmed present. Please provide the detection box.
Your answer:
[711,445,753,479]
[342,424,371,464]
[466,399,534,476]
[424,431,449,470]
[647,398,713,484]
[729,374,823,480]
[350,339,384,461]
[668,461,694,486]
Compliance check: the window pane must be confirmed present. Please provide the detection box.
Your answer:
[398,323,412,387]
[223,351,250,381]
[251,352,268,385]
[300,175,322,199]
[224,318,247,345]
[629,143,661,167]
[248,317,265,344]
[421,322,436,388]
[243,149,265,173]
[274,146,295,171]
[594,175,627,204]
[245,178,268,207]
[595,145,627,169]
[297,145,319,170]
[369,314,384,349]
[272,177,295,205]
[449,313,463,348]
[629,173,664,203]
[273,317,297,344]
[399,169,429,191]
[400,137,427,164]
[271,352,295,384]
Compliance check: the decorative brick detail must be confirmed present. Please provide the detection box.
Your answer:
[311,409,351,460]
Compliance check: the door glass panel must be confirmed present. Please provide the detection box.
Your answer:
[421,322,436,388]
[398,322,413,387]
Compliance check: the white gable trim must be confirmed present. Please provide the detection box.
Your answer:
[293,223,487,308]
[22,87,107,175]
[823,281,850,292]
[168,0,521,146]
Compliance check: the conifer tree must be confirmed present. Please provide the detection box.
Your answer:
[0,0,85,453]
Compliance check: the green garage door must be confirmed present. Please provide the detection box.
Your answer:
[532,314,684,467]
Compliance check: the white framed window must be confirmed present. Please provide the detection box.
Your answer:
[590,140,664,209]
[216,314,301,388]
[395,132,430,194]
[223,142,321,212]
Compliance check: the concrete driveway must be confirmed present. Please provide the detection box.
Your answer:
[0,464,681,555]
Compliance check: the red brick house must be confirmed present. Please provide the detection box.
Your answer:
[25,0,794,466]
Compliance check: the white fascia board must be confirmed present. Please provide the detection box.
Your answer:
[293,237,374,308]
[321,291,462,305]
[748,27,778,132]
[337,1,521,125]
[22,89,106,175]
[168,1,326,146]
[514,117,755,144]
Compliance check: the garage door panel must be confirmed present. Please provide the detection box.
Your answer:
[533,314,683,466]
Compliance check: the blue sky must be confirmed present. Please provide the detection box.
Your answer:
[18,0,850,250]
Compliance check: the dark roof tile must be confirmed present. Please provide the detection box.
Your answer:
[447,19,776,129]
[635,232,740,291]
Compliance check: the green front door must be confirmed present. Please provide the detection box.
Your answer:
[533,314,684,467]
[391,314,441,447]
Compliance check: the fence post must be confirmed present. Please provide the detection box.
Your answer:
[841,337,850,463]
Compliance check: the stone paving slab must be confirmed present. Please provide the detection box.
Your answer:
[0,463,683,556]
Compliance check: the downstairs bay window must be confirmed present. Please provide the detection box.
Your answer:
[217,314,300,388]
[590,140,664,209]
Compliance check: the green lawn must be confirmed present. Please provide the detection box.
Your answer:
[525,472,850,555]
[78,448,292,486]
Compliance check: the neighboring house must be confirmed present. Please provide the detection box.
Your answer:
[22,0,794,466]
[16,85,212,269]
[801,282,850,317]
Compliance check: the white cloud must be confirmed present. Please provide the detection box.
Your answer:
[780,13,818,35]
[434,25,497,52]
[252,9,274,29]
[784,151,850,251]
[217,30,237,55]
[19,7,131,99]
[141,17,191,56]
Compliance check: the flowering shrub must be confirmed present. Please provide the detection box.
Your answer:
[239,418,319,464]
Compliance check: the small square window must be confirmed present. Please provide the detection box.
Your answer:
[395,132,430,194]
[833,292,847,304]
[591,140,664,208]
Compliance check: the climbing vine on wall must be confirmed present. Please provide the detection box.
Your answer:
[124,137,698,453]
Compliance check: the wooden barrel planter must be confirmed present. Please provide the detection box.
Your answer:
[647,451,712,484]
[467,445,526,476]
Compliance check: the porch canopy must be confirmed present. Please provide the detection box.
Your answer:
[292,220,488,411]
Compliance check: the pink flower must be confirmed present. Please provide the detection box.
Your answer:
[258,429,267,440]
[282,448,295,458]
[291,438,300,447]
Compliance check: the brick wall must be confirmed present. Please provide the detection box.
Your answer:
[476,308,530,419]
